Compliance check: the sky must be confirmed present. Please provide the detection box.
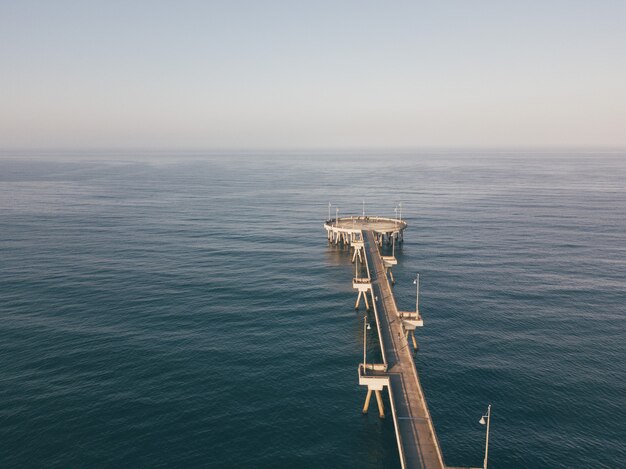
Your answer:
[1,1,625,150]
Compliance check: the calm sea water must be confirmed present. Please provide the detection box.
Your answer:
[1,151,624,468]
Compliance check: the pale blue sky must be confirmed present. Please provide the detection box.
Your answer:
[1,1,625,149]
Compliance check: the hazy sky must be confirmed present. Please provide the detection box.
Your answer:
[1,1,625,150]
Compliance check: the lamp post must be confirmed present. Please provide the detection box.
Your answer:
[413,273,420,313]
[328,202,331,221]
[335,207,339,227]
[363,315,371,374]
[362,200,365,217]
[394,206,398,227]
[479,404,492,469]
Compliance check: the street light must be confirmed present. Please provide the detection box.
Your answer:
[363,315,372,374]
[328,202,331,221]
[479,404,492,469]
[413,273,420,313]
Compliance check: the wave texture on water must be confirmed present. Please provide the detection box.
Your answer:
[0,152,624,468]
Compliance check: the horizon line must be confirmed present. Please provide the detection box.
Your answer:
[2,144,626,156]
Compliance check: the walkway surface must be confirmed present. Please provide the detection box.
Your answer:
[364,230,446,469]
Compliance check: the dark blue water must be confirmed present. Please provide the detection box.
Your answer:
[1,152,624,468]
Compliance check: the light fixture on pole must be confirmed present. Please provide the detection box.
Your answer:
[479,404,492,469]
[328,202,331,221]
[335,207,339,227]
[413,273,420,313]
[363,315,372,374]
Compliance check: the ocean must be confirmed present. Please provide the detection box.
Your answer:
[1,151,624,468]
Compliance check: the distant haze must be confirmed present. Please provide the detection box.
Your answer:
[1,1,625,150]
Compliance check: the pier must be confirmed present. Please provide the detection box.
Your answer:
[324,216,478,469]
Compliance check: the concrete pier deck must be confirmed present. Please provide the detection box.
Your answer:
[363,230,445,469]
[324,217,479,469]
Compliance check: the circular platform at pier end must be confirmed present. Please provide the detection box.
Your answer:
[324,216,407,235]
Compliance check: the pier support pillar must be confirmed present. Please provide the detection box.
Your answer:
[351,246,363,264]
[355,289,371,311]
[375,390,385,418]
[362,389,373,414]
[362,388,385,418]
